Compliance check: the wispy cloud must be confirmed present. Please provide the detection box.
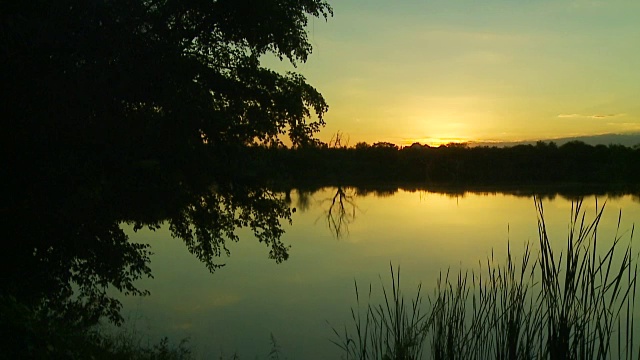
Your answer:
[607,122,640,131]
[558,113,626,119]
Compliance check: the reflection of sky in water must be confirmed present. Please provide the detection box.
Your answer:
[117,189,640,359]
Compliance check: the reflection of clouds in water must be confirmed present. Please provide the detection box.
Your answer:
[284,273,306,286]
[203,293,242,309]
[173,322,193,330]
[173,293,241,314]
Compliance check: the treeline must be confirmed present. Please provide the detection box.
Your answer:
[232,141,640,187]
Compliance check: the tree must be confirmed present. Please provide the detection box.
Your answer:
[372,142,399,150]
[1,0,332,325]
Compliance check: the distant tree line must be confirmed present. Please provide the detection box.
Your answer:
[237,141,640,188]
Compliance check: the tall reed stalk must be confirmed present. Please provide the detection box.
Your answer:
[333,198,638,359]
[330,265,430,360]
[535,198,637,359]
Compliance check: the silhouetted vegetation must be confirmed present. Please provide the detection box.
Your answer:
[0,294,192,359]
[2,0,331,354]
[240,141,640,189]
[333,199,638,359]
[3,1,639,357]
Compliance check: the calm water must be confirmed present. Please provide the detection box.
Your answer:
[117,188,640,359]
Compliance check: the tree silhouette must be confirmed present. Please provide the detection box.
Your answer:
[2,0,332,324]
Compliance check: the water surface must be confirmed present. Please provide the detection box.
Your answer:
[118,188,640,359]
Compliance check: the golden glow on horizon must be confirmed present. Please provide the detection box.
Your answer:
[265,0,640,145]
[401,137,469,147]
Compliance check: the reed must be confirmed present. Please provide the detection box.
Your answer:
[333,198,638,359]
[330,265,430,359]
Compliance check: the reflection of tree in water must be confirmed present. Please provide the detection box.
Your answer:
[354,187,397,198]
[282,189,316,213]
[321,187,358,239]
[296,189,314,212]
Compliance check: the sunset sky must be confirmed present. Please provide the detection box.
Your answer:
[265,0,640,146]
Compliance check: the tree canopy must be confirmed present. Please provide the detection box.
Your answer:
[2,0,332,325]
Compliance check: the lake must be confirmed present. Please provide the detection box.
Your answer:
[117,188,640,359]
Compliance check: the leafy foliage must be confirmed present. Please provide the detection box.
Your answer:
[2,0,331,327]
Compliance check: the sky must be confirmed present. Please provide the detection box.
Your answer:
[264,0,640,147]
